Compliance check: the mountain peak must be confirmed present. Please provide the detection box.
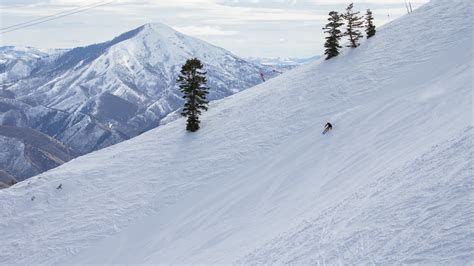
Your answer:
[0,19,274,183]
[142,22,175,31]
[137,22,181,37]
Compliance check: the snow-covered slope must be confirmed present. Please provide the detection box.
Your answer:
[0,23,275,182]
[0,0,472,264]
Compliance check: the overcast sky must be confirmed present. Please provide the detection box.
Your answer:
[0,0,429,58]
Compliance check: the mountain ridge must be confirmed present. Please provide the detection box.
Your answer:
[0,22,277,183]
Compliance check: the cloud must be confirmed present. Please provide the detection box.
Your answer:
[0,0,44,5]
[174,25,238,36]
[0,0,430,58]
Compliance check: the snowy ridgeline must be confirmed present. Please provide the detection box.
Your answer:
[0,0,473,264]
[0,23,278,183]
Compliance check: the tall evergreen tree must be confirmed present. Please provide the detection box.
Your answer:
[365,9,376,38]
[343,3,364,48]
[323,11,344,60]
[177,58,209,132]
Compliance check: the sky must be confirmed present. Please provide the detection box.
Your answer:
[0,0,429,58]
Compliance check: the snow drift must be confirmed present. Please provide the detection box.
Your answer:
[0,0,472,264]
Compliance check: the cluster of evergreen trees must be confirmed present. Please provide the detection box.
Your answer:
[323,3,376,60]
[177,3,376,132]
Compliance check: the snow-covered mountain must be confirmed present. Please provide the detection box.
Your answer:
[0,23,276,182]
[0,0,472,264]
[0,46,55,84]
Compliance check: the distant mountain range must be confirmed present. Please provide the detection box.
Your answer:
[0,23,278,185]
[246,56,321,74]
[247,56,321,67]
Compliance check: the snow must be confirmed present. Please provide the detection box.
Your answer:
[0,0,473,264]
[242,128,473,264]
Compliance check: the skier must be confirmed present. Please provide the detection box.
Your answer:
[322,122,333,135]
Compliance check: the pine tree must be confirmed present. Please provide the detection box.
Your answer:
[177,58,209,132]
[365,9,376,38]
[323,11,344,60]
[343,3,364,48]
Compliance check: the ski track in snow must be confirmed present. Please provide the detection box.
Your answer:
[0,0,473,264]
[241,127,474,264]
